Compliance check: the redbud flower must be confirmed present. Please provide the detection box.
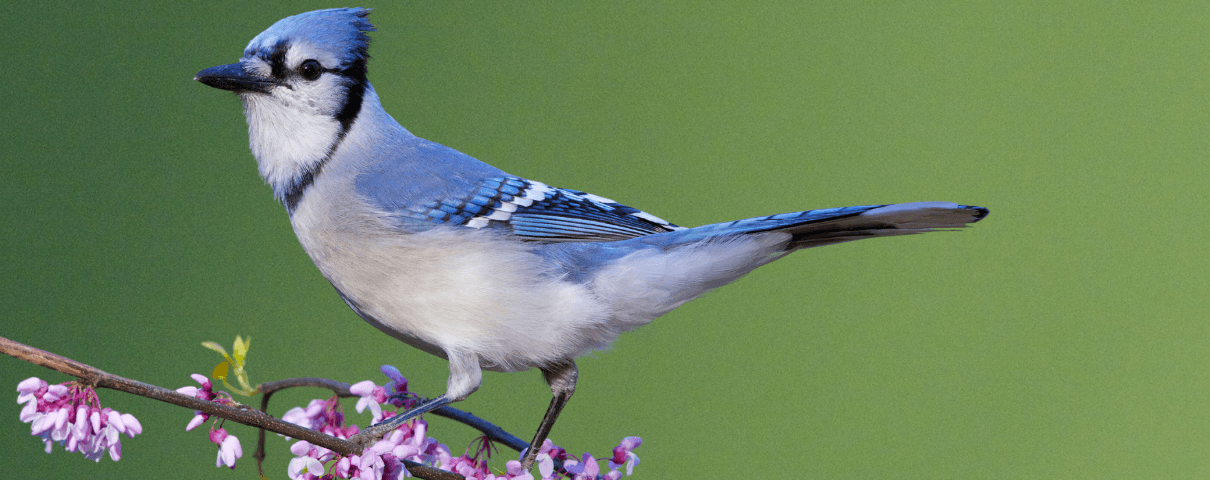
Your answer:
[282,398,328,432]
[608,436,642,475]
[15,377,141,462]
[278,366,639,480]
[287,449,325,480]
[179,374,245,469]
[350,380,384,423]
[504,460,535,480]
[211,427,243,469]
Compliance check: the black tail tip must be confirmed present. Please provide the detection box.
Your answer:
[960,205,990,222]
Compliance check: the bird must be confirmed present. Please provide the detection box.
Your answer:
[195,7,988,470]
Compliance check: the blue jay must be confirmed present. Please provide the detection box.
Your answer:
[196,8,987,469]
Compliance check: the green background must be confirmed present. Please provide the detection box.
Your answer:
[3,1,1207,478]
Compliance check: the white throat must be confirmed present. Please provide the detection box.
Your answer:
[241,87,342,194]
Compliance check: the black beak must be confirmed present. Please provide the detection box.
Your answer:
[195,63,275,94]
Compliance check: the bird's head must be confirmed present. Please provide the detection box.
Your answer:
[195,8,376,197]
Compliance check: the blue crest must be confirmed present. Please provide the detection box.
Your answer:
[243,8,375,67]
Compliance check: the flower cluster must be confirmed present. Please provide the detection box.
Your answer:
[296,420,454,480]
[282,395,360,440]
[16,377,142,462]
[438,435,641,480]
[608,436,642,476]
[285,366,450,480]
[349,365,419,424]
[177,373,244,468]
[527,437,640,480]
[284,365,643,480]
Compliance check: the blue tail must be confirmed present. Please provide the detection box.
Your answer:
[634,202,989,250]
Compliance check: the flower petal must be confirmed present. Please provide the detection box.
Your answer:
[121,413,142,436]
[19,401,38,423]
[90,409,102,434]
[287,456,309,479]
[537,453,554,479]
[108,438,122,461]
[349,380,376,397]
[107,410,126,434]
[17,377,46,394]
[290,440,313,456]
[30,413,52,435]
[306,457,325,476]
[52,407,70,434]
[46,384,69,401]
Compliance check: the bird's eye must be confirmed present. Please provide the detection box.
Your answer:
[299,60,322,81]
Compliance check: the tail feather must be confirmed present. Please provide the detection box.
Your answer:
[585,202,987,326]
[784,202,988,249]
[636,202,988,250]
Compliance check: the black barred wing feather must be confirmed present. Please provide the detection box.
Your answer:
[401,177,684,242]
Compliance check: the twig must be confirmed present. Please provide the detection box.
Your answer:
[0,336,463,480]
[254,377,352,476]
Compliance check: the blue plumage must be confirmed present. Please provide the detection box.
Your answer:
[195,8,989,470]
[243,8,374,68]
[379,173,682,241]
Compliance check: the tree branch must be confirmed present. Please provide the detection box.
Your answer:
[0,336,463,480]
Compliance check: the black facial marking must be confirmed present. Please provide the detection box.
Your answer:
[267,40,290,78]
[334,60,368,134]
[284,165,321,213]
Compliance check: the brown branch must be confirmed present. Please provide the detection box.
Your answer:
[0,336,463,480]
[254,377,353,476]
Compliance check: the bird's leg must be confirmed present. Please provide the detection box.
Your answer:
[351,350,482,449]
[521,360,578,470]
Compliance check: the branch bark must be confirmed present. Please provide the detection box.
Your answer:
[0,336,463,480]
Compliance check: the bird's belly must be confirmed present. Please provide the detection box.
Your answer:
[291,217,616,372]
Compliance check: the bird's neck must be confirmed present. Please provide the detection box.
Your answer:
[242,84,403,211]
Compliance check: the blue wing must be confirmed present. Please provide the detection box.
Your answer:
[391,176,685,242]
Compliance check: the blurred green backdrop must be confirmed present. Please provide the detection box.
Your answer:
[3,1,1208,478]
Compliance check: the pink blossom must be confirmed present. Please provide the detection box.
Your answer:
[505,460,535,480]
[349,380,376,397]
[273,367,644,480]
[178,373,249,469]
[536,452,555,479]
[120,413,142,436]
[608,436,642,475]
[14,377,141,462]
[282,398,327,431]
[335,456,352,478]
[566,453,600,479]
[381,365,407,389]
[44,384,68,402]
[288,454,326,480]
[17,377,46,403]
[178,373,234,432]
[351,380,384,423]
[211,427,243,469]
[186,413,208,431]
[358,448,385,480]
